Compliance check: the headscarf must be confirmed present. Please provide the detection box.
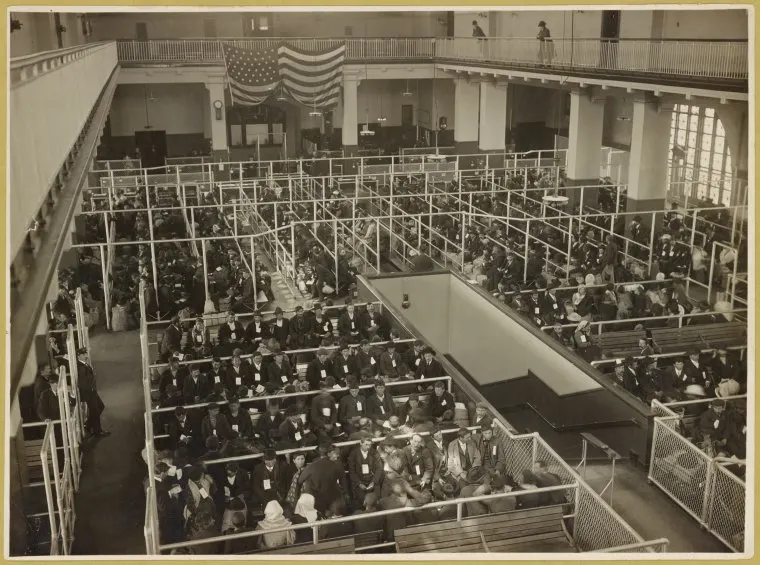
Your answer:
[294,493,319,523]
[258,501,291,530]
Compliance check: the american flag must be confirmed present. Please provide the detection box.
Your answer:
[278,42,346,109]
[223,44,280,106]
[222,42,346,109]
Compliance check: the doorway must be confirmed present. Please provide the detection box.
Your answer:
[600,10,621,69]
[203,18,217,38]
[53,13,63,48]
[401,105,414,128]
[134,130,167,168]
[136,22,148,40]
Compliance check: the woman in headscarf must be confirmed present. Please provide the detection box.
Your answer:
[256,500,295,549]
[289,493,321,544]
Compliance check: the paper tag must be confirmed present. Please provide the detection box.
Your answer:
[324,323,330,332]
[356,401,362,411]
[199,487,209,499]
[215,376,221,384]
[415,358,421,367]
[177,353,185,361]
[196,335,203,343]
[255,384,265,393]
[415,464,421,475]
[253,372,260,381]
[232,424,239,432]
[172,379,177,387]
[379,405,385,414]
[281,375,288,383]
[441,399,446,406]
[231,332,237,340]
[263,479,271,490]
[320,369,327,378]
[247,388,254,397]
[391,360,396,368]
[351,322,355,329]
[294,431,302,441]
[235,377,241,385]
[580,335,587,343]
[492,445,497,456]
[534,307,540,315]
[180,434,188,441]
[322,407,331,417]
[362,464,370,475]
[714,420,720,429]
[343,365,349,373]
[224,486,231,497]
[168,465,177,476]
[170,485,182,496]
[553,303,558,310]
[212,429,217,436]
[299,414,307,424]
[370,358,376,365]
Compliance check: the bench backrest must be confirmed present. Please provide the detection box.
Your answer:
[261,536,355,554]
[395,505,566,553]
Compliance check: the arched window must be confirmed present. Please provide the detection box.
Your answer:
[668,104,733,206]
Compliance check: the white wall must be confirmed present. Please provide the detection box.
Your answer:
[491,10,602,39]
[660,9,748,40]
[108,83,208,136]
[603,95,634,148]
[88,11,447,40]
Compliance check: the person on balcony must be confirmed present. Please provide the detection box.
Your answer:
[472,20,486,38]
[537,21,555,66]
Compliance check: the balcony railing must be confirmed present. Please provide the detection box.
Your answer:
[116,37,749,81]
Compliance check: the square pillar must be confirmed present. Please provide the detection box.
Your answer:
[626,100,673,212]
[478,82,507,152]
[566,89,605,209]
[342,76,359,151]
[205,82,228,152]
[454,78,480,154]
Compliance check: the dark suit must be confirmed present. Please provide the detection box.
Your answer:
[300,457,348,513]
[428,391,455,421]
[244,321,267,347]
[77,360,105,434]
[347,446,382,506]
[365,393,396,425]
[338,393,366,432]
[160,324,182,360]
[306,357,332,390]
[331,353,359,384]
[183,375,213,404]
[159,367,189,397]
[267,359,293,387]
[402,445,434,486]
[200,414,234,442]
[226,362,254,392]
[337,312,361,339]
[269,319,290,347]
[251,461,286,506]
[415,359,445,383]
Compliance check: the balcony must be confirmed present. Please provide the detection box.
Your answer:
[116,37,749,91]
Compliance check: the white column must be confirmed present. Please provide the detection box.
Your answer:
[205,82,228,152]
[454,79,480,146]
[566,89,605,181]
[477,82,507,152]
[627,99,673,207]
[342,76,359,148]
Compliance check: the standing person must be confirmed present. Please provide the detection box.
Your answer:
[76,348,110,437]
[472,19,486,38]
[537,21,554,66]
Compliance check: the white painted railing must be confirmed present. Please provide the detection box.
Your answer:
[116,38,749,80]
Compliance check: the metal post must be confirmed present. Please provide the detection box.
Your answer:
[707,242,717,301]
[523,220,530,282]
[147,208,160,316]
[333,220,339,287]
[566,216,573,278]
[647,212,657,277]
[375,218,381,272]
[460,212,466,272]
[201,238,209,303]
[250,236,257,304]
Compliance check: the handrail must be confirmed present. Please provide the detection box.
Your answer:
[10,41,113,86]
[590,344,747,366]
[542,309,747,332]
[157,486,575,552]
[149,374,447,414]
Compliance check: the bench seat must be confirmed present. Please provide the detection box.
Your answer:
[257,535,355,554]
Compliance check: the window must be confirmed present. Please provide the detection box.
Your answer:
[259,16,269,31]
[668,103,734,206]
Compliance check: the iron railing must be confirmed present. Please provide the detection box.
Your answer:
[115,38,749,81]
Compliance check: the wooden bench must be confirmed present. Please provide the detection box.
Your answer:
[395,505,573,554]
[257,535,355,554]
[24,439,45,482]
[595,322,746,358]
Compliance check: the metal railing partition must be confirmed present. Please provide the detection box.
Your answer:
[648,398,746,552]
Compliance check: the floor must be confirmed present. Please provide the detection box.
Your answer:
[71,329,146,555]
[69,328,729,555]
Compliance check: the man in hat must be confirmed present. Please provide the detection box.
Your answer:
[415,347,445,390]
[267,344,293,388]
[471,403,492,430]
[664,356,694,394]
[278,403,316,449]
[337,301,361,340]
[476,424,505,478]
[355,339,379,380]
[300,443,349,513]
[402,433,434,491]
[218,312,245,357]
[288,305,310,349]
[206,356,226,390]
[270,307,290,348]
[308,303,333,347]
[167,406,197,455]
[226,349,253,393]
[365,379,396,429]
[183,365,212,405]
[159,356,188,399]
[446,427,481,488]
[338,377,366,433]
[332,341,359,385]
[76,348,109,437]
[201,402,233,443]
[244,310,267,349]
[249,350,267,389]
[306,347,333,390]
[711,346,739,382]
[347,436,383,509]
[698,399,729,453]
[225,396,254,440]
[160,315,183,362]
[685,347,714,394]
[251,449,286,506]
[429,380,455,424]
[311,377,340,443]
[255,400,284,447]
[403,340,425,373]
[379,339,406,381]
